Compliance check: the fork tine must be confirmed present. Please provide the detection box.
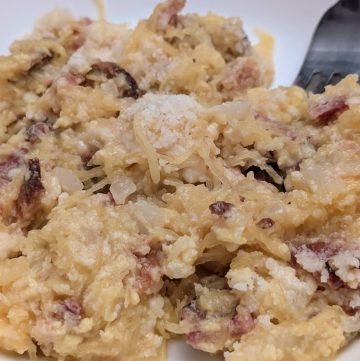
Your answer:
[306,72,321,92]
[294,66,315,90]
[294,0,360,92]
[312,72,330,94]
[300,71,329,93]
[341,0,359,11]
[294,72,311,90]
[327,72,343,86]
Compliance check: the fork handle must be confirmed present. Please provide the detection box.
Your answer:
[340,0,359,11]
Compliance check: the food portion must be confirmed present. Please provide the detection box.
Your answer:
[0,1,359,361]
[123,0,273,104]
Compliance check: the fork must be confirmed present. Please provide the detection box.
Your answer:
[294,0,360,93]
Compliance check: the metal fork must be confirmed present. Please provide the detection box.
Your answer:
[294,0,360,93]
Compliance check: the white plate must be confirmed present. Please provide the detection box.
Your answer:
[1,1,358,361]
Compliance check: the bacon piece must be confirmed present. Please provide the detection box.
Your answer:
[135,252,162,294]
[62,299,82,320]
[291,241,345,289]
[186,330,210,348]
[0,155,21,177]
[209,201,233,218]
[221,57,260,93]
[149,0,186,31]
[16,158,45,219]
[55,298,83,325]
[183,302,254,352]
[0,150,26,182]
[256,218,274,230]
[84,62,139,99]
[342,305,360,316]
[25,122,51,143]
[229,307,255,338]
[306,241,340,259]
[309,96,349,124]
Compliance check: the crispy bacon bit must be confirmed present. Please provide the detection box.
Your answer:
[209,201,234,218]
[84,62,139,99]
[221,57,260,93]
[342,305,360,316]
[150,0,186,31]
[256,218,274,229]
[309,96,349,124]
[229,307,255,338]
[16,158,45,218]
[25,122,51,143]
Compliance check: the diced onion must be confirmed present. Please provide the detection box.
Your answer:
[110,176,136,205]
[53,167,83,194]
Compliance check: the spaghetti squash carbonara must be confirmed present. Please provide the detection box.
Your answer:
[0,1,359,361]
